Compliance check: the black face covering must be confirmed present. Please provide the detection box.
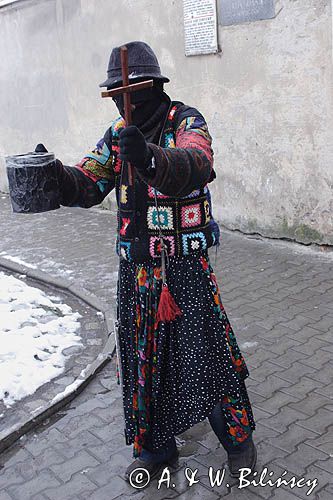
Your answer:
[111,81,165,128]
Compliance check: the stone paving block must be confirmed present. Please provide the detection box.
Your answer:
[260,406,306,434]
[30,495,49,500]
[197,430,222,452]
[291,326,324,344]
[87,443,130,465]
[92,404,124,424]
[81,474,137,500]
[251,421,280,444]
[7,470,61,500]
[259,489,301,500]
[267,423,318,453]
[277,316,313,332]
[270,350,311,369]
[89,423,126,449]
[172,457,229,497]
[246,390,266,406]
[44,473,98,499]
[296,409,333,436]
[315,488,333,500]
[314,456,333,474]
[275,362,317,384]
[274,443,328,477]
[304,465,332,496]
[314,382,333,399]
[173,483,221,499]
[245,361,286,383]
[161,463,219,497]
[221,488,265,500]
[85,453,129,487]
[289,337,331,356]
[251,406,272,422]
[246,349,277,369]
[256,325,294,343]
[289,394,331,418]
[0,493,13,500]
[64,397,109,418]
[190,446,227,469]
[253,461,318,500]
[306,317,333,333]
[255,441,289,468]
[54,413,105,439]
[281,376,323,399]
[177,440,213,461]
[0,447,33,469]
[306,425,333,454]
[31,448,67,471]
[254,391,302,416]
[0,465,25,491]
[49,449,100,482]
[52,429,104,461]
[306,364,333,384]
[265,338,301,355]
[24,429,68,457]
[300,307,332,321]
[246,374,293,398]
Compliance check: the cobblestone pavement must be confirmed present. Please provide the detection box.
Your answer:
[0,194,332,500]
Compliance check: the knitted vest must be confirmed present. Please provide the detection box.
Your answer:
[111,103,218,263]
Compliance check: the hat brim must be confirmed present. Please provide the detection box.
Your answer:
[99,73,170,88]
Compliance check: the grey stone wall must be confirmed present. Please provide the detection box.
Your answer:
[0,0,332,244]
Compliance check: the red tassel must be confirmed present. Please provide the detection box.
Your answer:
[156,284,182,324]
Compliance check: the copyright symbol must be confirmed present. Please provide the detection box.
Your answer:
[129,467,150,488]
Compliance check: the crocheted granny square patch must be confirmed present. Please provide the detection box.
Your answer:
[147,186,168,199]
[147,206,174,230]
[120,185,128,205]
[203,200,211,224]
[119,241,132,261]
[120,217,131,236]
[181,204,202,228]
[149,236,176,258]
[182,232,207,254]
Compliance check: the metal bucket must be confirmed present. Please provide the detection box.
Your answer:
[5,152,60,213]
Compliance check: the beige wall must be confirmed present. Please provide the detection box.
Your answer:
[0,0,332,244]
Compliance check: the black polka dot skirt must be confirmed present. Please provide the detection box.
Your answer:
[116,250,256,457]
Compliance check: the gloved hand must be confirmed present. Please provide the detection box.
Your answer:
[119,126,153,170]
[34,143,64,181]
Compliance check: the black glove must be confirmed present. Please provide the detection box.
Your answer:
[119,126,153,170]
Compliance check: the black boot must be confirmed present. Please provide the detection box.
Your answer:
[227,439,257,478]
[125,449,179,484]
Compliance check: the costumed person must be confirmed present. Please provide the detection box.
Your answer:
[36,41,257,481]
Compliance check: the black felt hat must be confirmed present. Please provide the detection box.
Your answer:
[99,41,170,88]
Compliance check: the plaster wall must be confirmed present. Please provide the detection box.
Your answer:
[0,0,332,244]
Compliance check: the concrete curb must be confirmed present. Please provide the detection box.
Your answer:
[0,258,116,454]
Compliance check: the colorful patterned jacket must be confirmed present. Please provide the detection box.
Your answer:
[60,100,220,262]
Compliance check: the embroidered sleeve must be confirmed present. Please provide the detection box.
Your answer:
[137,112,214,197]
[59,128,117,208]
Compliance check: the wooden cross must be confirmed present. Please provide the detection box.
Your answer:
[101,45,154,185]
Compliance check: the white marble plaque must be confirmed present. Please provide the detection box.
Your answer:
[219,0,276,26]
[183,0,218,56]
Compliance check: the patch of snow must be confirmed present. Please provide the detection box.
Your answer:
[0,253,37,269]
[39,258,74,277]
[240,341,258,349]
[0,272,82,408]
[96,311,104,318]
[50,378,82,405]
